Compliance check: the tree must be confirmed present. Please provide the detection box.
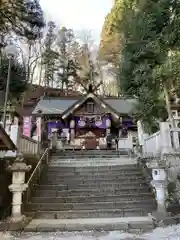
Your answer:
[117,0,180,132]
[77,30,100,90]
[41,21,58,87]
[98,0,122,65]
[55,27,80,90]
[0,57,27,101]
[0,0,45,86]
[0,0,45,39]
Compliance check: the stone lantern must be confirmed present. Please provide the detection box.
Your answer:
[146,158,168,215]
[7,153,31,222]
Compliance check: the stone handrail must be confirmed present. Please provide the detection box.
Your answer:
[18,135,39,155]
[24,148,50,204]
[143,131,161,155]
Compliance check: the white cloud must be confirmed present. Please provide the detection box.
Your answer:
[40,0,113,40]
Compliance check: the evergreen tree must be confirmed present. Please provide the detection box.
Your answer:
[42,21,58,87]
[0,57,27,100]
[0,0,45,39]
[118,0,180,132]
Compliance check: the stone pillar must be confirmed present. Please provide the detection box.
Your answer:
[159,122,173,154]
[51,131,57,151]
[137,120,145,146]
[106,118,111,136]
[7,153,31,222]
[70,120,75,141]
[172,118,180,149]
[151,168,167,214]
[36,117,42,142]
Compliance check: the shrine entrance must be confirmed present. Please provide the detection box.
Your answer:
[76,128,106,149]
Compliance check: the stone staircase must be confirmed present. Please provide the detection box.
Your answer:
[24,150,156,232]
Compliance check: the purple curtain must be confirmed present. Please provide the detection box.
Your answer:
[48,122,68,137]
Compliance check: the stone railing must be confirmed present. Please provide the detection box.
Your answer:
[170,128,180,150]
[118,137,132,149]
[143,131,161,155]
[141,122,180,156]
[18,135,39,155]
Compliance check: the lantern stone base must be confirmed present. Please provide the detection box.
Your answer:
[150,211,174,228]
[9,214,26,223]
[0,215,30,231]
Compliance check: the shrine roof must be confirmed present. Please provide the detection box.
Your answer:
[104,98,136,114]
[32,98,77,115]
[32,95,137,116]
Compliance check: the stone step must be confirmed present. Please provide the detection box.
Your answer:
[43,178,146,185]
[46,172,142,178]
[31,193,155,203]
[50,160,133,164]
[72,182,148,189]
[25,209,149,220]
[42,174,145,182]
[37,182,148,191]
[44,171,143,177]
[25,209,154,220]
[51,155,123,159]
[52,151,120,154]
[26,200,156,211]
[33,186,151,197]
[36,185,68,191]
[47,166,140,173]
[42,175,146,184]
[49,164,138,169]
[51,157,132,161]
[50,162,137,167]
[24,217,154,232]
[52,151,125,156]
[53,149,125,156]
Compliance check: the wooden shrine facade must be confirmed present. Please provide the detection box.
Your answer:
[32,85,137,149]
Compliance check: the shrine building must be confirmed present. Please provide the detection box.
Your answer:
[32,85,137,150]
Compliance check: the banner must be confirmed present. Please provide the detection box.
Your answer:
[23,116,32,137]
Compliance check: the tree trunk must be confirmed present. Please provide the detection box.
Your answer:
[163,82,175,127]
[27,43,32,83]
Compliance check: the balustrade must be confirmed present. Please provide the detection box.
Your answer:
[143,131,161,155]
[141,122,180,156]
[18,135,39,155]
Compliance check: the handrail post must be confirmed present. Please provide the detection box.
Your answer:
[46,151,48,164]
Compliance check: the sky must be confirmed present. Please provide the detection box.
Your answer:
[39,0,113,42]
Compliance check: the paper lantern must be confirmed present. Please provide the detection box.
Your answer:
[95,120,102,127]
[78,120,86,127]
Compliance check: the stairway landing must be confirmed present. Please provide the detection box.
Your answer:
[25,216,154,232]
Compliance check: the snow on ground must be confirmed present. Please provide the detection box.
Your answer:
[1,224,180,240]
